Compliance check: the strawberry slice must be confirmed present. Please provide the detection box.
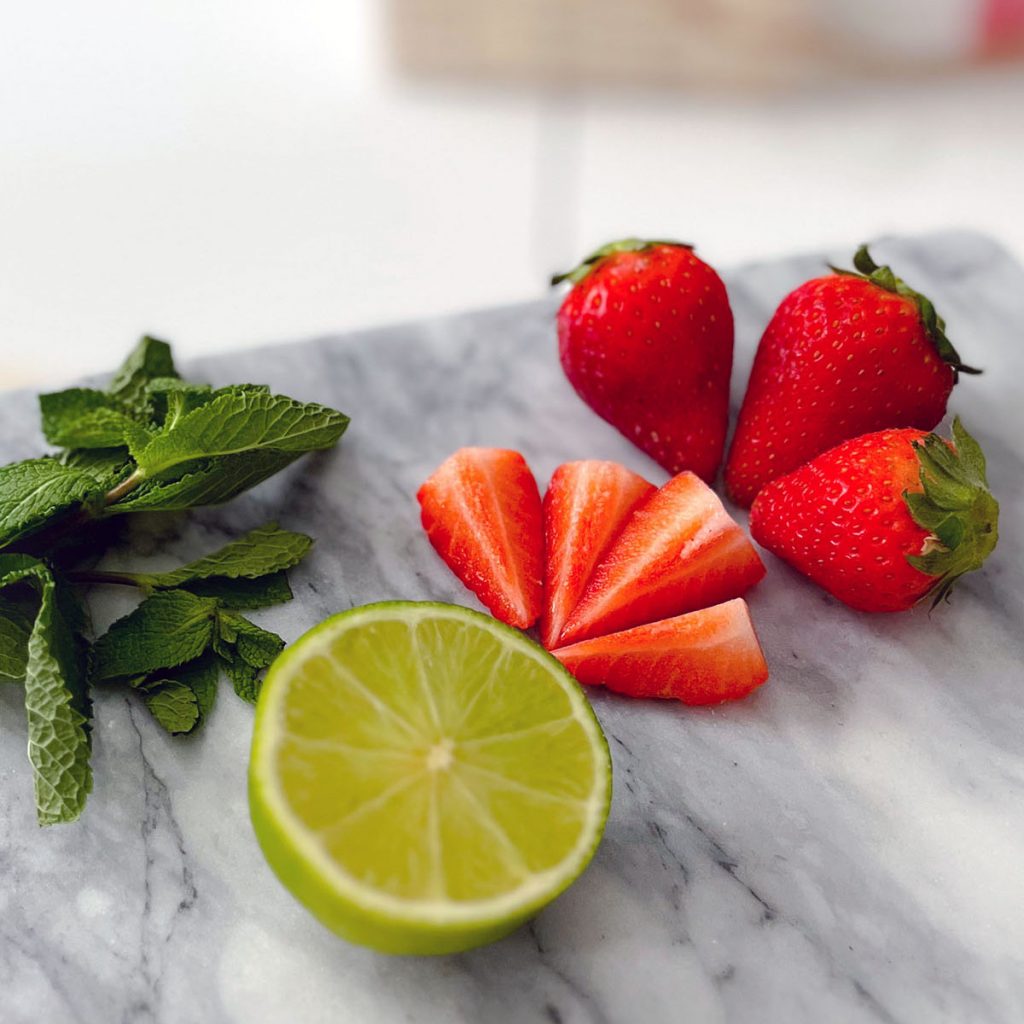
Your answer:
[558,471,765,645]
[417,448,543,629]
[541,461,655,650]
[553,598,768,704]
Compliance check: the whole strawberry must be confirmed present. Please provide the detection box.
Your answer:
[725,246,980,507]
[749,419,998,613]
[554,239,734,482]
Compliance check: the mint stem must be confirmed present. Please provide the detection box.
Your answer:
[66,569,143,589]
[104,468,145,506]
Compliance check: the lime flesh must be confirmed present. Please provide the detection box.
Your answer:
[248,602,611,955]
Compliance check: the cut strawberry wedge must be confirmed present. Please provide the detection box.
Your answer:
[541,461,655,650]
[417,448,544,629]
[553,598,768,704]
[557,471,765,645]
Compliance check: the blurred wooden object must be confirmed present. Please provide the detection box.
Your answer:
[387,0,1024,90]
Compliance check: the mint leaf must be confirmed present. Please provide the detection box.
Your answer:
[108,336,178,414]
[182,571,293,609]
[61,447,132,486]
[0,592,34,680]
[0,556,93,825]
[137,523,312,588]
[39,389,135,449]
[92,590,218,681]
[0,458,103,550]
[26,580,93,825]
[121,651,219,734]
[222,652,261,703]
[111,449,299,513]
[232,619,285,669]
[142,680,200,735]
[178,652,220,720]
[124,421,156,462]
[146,378,213,420]
[214,611,284,703]
[133,390,349,479]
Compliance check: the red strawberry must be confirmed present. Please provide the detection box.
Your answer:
[553,599,768,705]
[417,448,543,628]
[541,460,655,650]
[558,471,765,645]
[553,239,734,482]
[725,245,980,507]
[749,419,999,612]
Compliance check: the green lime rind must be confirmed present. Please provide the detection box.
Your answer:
[248,601,612,956]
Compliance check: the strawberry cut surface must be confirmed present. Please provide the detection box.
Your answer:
[417,448,544,629]
[541,461,655,650]
[553,598,768,705]
[557,471,765,646]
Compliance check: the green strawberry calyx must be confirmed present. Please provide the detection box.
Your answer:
[551,238,693,287]
[831,245,981,382]
[904,418,999,607]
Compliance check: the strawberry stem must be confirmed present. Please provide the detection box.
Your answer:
[831,244,981,382]
[903,418,999,607]
[551,238,693,287]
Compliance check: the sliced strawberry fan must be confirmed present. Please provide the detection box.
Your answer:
[418,450,768,705]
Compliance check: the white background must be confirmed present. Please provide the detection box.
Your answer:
[1,1,1022,387]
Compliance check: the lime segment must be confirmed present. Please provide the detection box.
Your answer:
[249,602,611,954]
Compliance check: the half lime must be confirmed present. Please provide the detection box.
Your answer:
[249,601,611,955]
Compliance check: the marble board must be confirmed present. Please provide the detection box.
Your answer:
[1,232,1022,1024]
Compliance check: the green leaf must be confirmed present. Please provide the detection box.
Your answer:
[179,652,220,721]
[111,450,301,513]
[182,571,293,609]
[143,680,200,735]
[222,652,262,703]
[0,592,34,680]
[60,447,132,487]
[133,390,349,479]
[136,523,312,589]
[92,590,218,681]
[108,336,178,414]
[146,378,214,428]
[214,607,239,646]
[215,611,284,703]
[0,557,92,825]
[119,649,220,734]
[234,620,285,669]
[0,458,103,550]
[951,416,988,484]
[39,389,134,449]
[124,421,157,462]
[903,419,999,605]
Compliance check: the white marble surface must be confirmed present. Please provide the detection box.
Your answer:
[1,232,1023,1023]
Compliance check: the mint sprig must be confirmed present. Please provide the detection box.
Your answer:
[0,336,347,824]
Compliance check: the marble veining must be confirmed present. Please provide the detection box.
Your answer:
[1,231,1022,1024]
